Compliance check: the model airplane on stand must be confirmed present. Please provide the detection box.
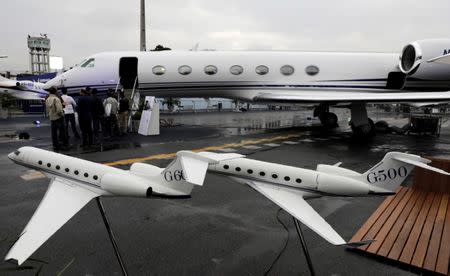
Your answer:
[4,146,241,265]
[200,151,450,245]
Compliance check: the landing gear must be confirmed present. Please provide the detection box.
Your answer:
[350,103,375,139]
[314,105,338,130]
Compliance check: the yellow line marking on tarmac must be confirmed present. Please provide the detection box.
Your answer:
[103,134,300,166]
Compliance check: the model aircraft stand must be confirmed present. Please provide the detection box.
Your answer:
[349,157,450,275]
[293,218,316,276]
[96,198,129,276]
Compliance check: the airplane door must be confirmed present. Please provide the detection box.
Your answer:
[119,57,138,89]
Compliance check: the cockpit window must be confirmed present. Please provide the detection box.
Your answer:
[14,150,20,156]
[81,58,95,68]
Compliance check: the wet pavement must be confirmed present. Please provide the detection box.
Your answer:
[1,109,450,275]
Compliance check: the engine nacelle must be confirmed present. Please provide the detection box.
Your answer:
[316,164,361,177]
[101,173,151,197]
[317,173,369,196]
[399,39,450,80]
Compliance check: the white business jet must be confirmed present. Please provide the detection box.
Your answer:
[44,38,450,136]
[5,146,241,265]
[0,75,47,100]
[201,151,450,245]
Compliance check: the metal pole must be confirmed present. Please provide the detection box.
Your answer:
[140,0,146,51]
[96,198,129,276]
[293,217,316,276]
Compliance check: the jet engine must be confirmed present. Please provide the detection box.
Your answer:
[101,173,152,197]
[399,39,450,80]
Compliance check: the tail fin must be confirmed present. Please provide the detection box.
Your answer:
[156,151,244,196]
[362,152,450,193]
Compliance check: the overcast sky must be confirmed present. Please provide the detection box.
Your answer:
[1,0,450,73]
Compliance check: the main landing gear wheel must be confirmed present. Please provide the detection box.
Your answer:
[350,118,375,139]
[319,112,338,129]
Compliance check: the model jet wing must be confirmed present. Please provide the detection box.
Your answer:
[427,53,450,64]
[5,177,99,265]
[253,89,450,104]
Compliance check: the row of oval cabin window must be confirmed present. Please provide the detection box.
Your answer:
[38,160,99,180]
[152,64,319,76]
[222,164,302,183]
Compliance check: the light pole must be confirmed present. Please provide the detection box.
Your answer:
[140,0,147,51]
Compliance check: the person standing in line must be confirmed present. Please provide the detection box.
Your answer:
[77,89,94,147]
[118,92,130,135]
[61,87,80,140]
[91,89,105,141]
[45,87,68,152]
[103,89,120,137]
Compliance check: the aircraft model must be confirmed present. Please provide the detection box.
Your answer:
[44,38,450,136]
[200,151,450,245]
[5,146,241,265]
[0,75,47,100]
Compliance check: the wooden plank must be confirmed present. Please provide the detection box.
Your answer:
[398,192,435,264]
[366,189,415,254]
[423,194,449,271]
[377,190,422,257]
[411,193,442,268]
[386,191,427,260]
[349,187,402,244]
[435,195,450,275]
[358,187,409,251]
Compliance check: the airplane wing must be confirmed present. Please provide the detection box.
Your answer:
[5,177,99,265]
[241,179,371,246]
[7,90,46,101]
[253,89,450,104]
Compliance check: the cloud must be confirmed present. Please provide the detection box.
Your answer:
[1,0,450,73]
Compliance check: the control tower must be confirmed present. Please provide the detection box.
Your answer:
[28,35,51,74]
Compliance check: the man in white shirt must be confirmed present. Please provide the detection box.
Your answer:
[61,88,80,139]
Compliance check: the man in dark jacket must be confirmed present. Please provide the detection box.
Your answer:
[118,92,130,135]
[91,89,104,141]
[77,89,93,146]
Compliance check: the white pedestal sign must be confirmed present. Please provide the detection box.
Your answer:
[138,96,160,136]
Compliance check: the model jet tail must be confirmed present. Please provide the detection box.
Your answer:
[362,152,450,192]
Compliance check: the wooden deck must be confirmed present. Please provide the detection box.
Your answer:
[350,158,450,275]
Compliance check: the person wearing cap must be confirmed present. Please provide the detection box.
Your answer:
[45,87,68,152]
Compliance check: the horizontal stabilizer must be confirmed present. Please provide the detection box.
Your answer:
[174,151,244,186]
[393,156,450,176]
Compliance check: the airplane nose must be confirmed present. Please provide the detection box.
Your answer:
[7,152,14,160]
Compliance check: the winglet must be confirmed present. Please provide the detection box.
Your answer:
[340,239,375,248]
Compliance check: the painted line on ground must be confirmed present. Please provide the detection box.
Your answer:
[103,134,300,166]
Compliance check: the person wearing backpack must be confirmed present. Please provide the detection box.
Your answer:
[45,87,68,152]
